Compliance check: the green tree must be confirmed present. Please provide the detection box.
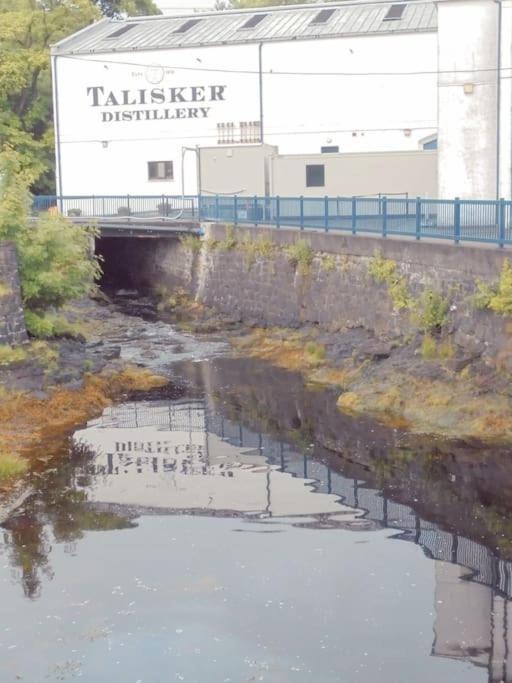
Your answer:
[0,149,101,337]
[0,0,159,194]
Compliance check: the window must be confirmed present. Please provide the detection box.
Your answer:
[383,4,406,21]
[105,24,138,39]
[173,19,202,34]
[217,121,261,144]
[310,8,336,25]
[321,146,339,153]
[240,14,268,29]
[148,161,173,181]
[306,164,325,188]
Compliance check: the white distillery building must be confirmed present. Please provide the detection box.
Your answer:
[51,0,512,201]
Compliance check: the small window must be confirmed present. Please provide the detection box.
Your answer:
[383,4,406,21]
[306,164,325,188]
[423,138,437,150]
[148,161,174,181]
[105,24,138,39]
[310,8,336,25]
[321,146,339,154]
[240,14,268,29]
[173,19,202,34]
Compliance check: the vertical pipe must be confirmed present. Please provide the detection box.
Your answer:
[300,195,304,230]
[496,0,503,200]
[258,43,264,144]
[52,55,63,212]
[324,195,329,232]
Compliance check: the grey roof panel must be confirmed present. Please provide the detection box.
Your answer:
[52,1,437,55]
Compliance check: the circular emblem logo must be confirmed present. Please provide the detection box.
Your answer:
[145,65,164,85]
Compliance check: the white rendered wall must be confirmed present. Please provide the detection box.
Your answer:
[437,0,499,200]
[54,31,438,197]
[261,33,438,156]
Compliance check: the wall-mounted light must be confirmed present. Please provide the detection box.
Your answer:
[404,128,412,137]
[101,141,109,148]
[463,83,474,95]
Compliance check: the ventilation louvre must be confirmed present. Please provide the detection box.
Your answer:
[105,24,138,39]
[310,8,336,25]
[241,14,268,29]
[173,19,202,34]
[383,4,406,21]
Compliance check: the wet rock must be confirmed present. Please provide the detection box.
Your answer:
[354,341,393,362]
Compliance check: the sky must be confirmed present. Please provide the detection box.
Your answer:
[154,0,216,14]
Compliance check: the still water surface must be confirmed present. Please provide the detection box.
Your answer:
[1,311,511,682]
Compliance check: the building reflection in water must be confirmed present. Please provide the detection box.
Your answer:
[69,398,512,681]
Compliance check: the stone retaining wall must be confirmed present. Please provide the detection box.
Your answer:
[0,243,27,346]
[100,226,512,369]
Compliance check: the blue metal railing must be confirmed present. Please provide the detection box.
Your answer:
[32,194,512,247]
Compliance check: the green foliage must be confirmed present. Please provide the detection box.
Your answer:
[0,344,27,365]
[489,260,512,316]
[305,341,326,364]
[367,252,412,311]
[0,452,27,481]
[180,233,202,254]
[240,236,276,268]
[321,254,337,273]
[0,281,12,297]
[420,335,437,360]
[24,311,80,338]
[413,288,450,333]
[0,151,101,336]
[218,224,237,250]
[286,239,314,275]
[472,278,496,310]
[0,0,159,192]
[17,211,101,311]
[471,261,512,316]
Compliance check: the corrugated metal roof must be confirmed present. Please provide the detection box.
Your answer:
[52,1,437,55]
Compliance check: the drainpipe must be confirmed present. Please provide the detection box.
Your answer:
[52,54,63,210]
[258,43,264,144]
[495,0,503,199]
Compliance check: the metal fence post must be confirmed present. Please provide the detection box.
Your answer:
[253,195,258,226]
[352,196,357,234]
[276,196,281,229]
[324,195,329,232]
[300,196,304,231]
[215,194,220,221]
[127,194,131,216]
[415,196,421,240]
[454,197,461,244]
[234,194,238,226]
[382,196,388,237]
[499,197,506,248]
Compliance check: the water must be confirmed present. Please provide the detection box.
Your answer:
[1,308,512,682]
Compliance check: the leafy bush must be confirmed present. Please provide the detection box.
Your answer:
[414,288,449,333]
[367,252,411,311]
[471,261,512,316]
[286,239,314,275]
[0,452,27,481]
[0,150,102,339]
[17,212,101,312]
[67,208,82,217]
